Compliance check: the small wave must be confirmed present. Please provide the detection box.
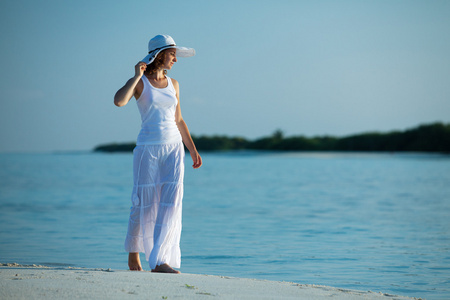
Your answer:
[183,255,251,260]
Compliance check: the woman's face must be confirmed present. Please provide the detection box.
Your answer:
[162,49,177,70]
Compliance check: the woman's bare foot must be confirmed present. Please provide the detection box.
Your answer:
[128,253,143,271]
[151,264,180,274]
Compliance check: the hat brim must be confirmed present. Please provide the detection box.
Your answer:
[141,46,195,65]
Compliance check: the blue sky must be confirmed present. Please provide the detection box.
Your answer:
[1,0,449,152]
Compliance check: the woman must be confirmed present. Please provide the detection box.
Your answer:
[114,35,202,274]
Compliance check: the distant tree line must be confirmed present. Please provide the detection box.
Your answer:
[94,122,450,153]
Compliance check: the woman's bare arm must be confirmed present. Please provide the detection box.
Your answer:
[114,62,146,107]
[172,78,202,169]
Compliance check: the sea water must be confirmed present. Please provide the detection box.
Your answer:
[0,151,449,299]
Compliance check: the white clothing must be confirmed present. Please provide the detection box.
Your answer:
[125,75,185,270]
[136,76,182,145]
[125,143,185,269]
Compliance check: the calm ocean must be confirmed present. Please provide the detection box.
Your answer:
[0,151,449,299]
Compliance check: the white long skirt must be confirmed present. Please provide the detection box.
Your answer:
[124,143,185,269]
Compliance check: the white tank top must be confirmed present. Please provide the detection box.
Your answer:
[136,75,182,145]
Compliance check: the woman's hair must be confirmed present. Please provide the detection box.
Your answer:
[145,49,169,75]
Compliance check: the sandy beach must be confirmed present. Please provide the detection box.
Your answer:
[0,263,420,300]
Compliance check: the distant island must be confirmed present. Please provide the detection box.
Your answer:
[94,122,450,153]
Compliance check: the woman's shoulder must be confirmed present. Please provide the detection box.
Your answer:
[169,77,178,85]
[169,77,179,89]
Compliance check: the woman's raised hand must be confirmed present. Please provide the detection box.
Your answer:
[114,63,146,107]
[135,62,147,78]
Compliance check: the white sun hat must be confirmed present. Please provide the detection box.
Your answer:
[141,34,195,65]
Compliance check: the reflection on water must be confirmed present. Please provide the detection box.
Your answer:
[0,152,449,299]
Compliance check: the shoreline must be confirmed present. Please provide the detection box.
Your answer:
[1,263,420,300]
